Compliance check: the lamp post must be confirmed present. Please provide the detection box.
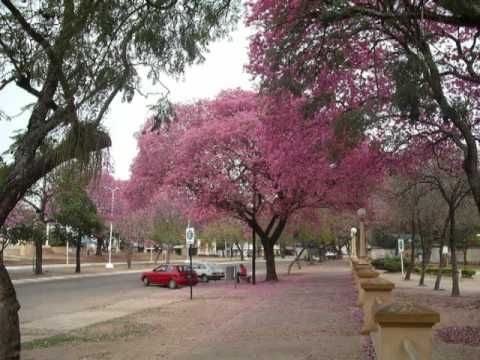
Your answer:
[106,187,119,269]
[350,227,357,258]
[357,208,367,259]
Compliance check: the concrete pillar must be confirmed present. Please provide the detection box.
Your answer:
[372,302,440,360]
[359,221,367,258]
[356,269,380,304]
[360,277,395,335]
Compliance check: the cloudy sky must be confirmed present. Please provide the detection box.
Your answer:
[0,24,253,180]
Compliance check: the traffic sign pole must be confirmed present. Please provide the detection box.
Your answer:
[189,244,193,300]
[398,239,405,277]
[186,226,195,300]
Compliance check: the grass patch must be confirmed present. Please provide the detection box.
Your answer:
[22,317,153,350]
[23,334,78,350]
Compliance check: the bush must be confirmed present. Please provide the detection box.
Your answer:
[371,257,410,272]
[416,266,476,278]
[461,268,476,278]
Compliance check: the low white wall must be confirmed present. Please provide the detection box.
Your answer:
[430,246,480,265]
[369,248,395,260]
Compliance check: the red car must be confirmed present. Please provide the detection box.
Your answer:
[141,264,198,289]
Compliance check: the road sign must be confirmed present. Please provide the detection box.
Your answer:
[186,227,195,245]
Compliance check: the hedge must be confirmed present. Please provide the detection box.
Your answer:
[416,266,476,279]
[371,257,410,272]
[372,258,476,278]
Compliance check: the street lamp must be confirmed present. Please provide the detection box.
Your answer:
[350,227,357,258]
[357,208,367,259]
[106,187,119,269]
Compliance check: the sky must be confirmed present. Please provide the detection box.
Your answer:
[0,24,253,180]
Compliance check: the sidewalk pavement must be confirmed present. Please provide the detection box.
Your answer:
[22,260,366,360]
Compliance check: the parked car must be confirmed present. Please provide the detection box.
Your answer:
[325,250,337,259]
[184,261,225,282]
[141,264,198,289]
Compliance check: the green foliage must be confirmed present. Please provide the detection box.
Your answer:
[371,257,410,272]
[200,219,245,249]
[47,225,69,246]
[51,173,103,241]
[415,265,476,278]
[333,108,367,150]
[371,228,398,249]
[390,56,437,123]
[148,205,186,246]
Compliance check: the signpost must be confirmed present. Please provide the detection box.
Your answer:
[398,238,405,277]
[186,226,195,300]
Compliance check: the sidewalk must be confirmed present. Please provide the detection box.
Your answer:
[22,260,367,360]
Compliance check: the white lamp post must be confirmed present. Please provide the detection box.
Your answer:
[350,227,358,258]
[357,208,367,259]
[106,187,119,269]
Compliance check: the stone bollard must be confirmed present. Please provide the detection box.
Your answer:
[356,269,380,304]
[352,262,372,286]
[360,277,394,335]
[372,302,440,360]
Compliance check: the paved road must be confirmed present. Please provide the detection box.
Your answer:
[16,261,277,326]
[16,272,146,324]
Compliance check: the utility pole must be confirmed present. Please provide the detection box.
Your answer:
[106,187,119,269]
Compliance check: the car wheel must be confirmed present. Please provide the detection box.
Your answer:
[143,277,150,287]
[201,274,209,283]
[168,279,177,289]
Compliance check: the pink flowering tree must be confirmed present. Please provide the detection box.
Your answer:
[247,1,480,216]
[130,90,383,281]
[88,173,129,256]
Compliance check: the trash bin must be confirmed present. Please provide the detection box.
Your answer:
[225,265,236,281]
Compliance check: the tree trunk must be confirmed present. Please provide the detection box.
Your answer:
[434,217,449,290]
[235,242,244,261]
[0,118,110,360]
[463,246,468,266]
[419,248,431,286]
[126,246,132,269]
[263,238,278,281]
[96,236,104,256]
[34,236,43,275]
[165,244,171,264]
[405,216,416,280]
[0,265,21,360]
[434,254,443,291]
[418,215,428,286]
[75,237,81,273]
[449,208,460,296]
[0,251,3,266]
[287,247,305,275]
[154,248,162,264]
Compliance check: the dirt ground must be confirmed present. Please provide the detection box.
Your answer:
[22,261,367,360]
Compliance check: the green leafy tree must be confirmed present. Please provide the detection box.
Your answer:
[201,219,246,260]
[51,173,103,274]
[145,198,186,264]
[0,2,239,357]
